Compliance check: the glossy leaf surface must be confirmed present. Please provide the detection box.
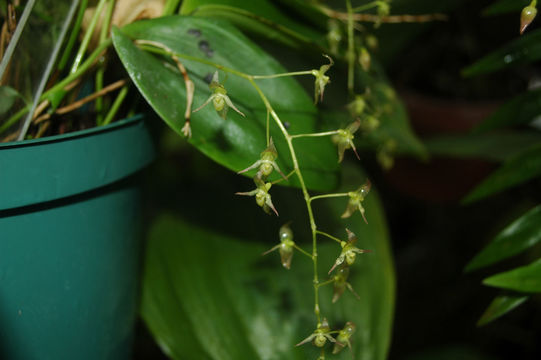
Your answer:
[112,16,339,191]
[462,29,541,77]
[483,259,541,292]
[180,0,324,48]
[466,205,541,272]
[463,143,541,203]
[477,294,529,326]
[141,166,395,360]
[472,88,541,133]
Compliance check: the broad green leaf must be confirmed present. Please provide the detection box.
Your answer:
[482,0,529,16]
[483,258,541,292]
[180,1,324,48]
[141,165,395,360]
[112,16,339,191]
[426,132,541,162]
[472,88,541,133]
[466,205,541,272]
[463,143,541,203]
[462,29,541,77]
[477,294,529,326]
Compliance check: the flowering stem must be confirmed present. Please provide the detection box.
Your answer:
[346,0,355,93]
[310,192,349,202]
[271,170,295,185]
[252,70,315,79]
[316,278,335,288]
[290,130,340,139]
[138,40,332,324]
[316,230,343,244]
[294,244,314,259]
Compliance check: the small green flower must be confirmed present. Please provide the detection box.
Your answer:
[332,322,356,354]
[262,223,295,269]
[237,137,287,180]
[332,120,360,163]
[235,177,278,216]
[296,318,336,348]
[331,265,360,303]
[311,55,334,104]
[341,179,371,222]
[193,71,245,119]
[328,229,370,274]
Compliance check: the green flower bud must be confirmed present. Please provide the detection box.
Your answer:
[521,1,537,34]
[359,47,371,72]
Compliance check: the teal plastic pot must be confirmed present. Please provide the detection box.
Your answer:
[0,116,155,360]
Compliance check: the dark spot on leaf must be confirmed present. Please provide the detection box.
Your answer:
[198,40,214,58]
[187,28,201,37]
[283,121,291,129]
[204,73,214,84]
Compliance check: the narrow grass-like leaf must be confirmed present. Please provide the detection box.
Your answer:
[477,294,529,326]
[462,29,541,77]
[463,143,541,203]
[466,205,541,272]
[472,88,541,134]
[483,259,541,292]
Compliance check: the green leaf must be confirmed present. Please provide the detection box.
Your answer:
[477,294,529,326]
[463,143,541,203]
[482,0,530,16]
[112,16,339,191]
[462,29,541,77]
[483,258,541,292]
[141,165,395,360]
[472,88,541,133]
[466,205,541,272]
[426,132,541,162]
[180,1,324,48]
[0,86,24,115]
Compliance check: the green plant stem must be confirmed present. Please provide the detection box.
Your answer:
[252,70,314,79]
[346,0,354,93]
[294,244,314,259]
[310,192,349,202]
[316,278,335,288]
[96,0,115,125]
[70,0,108,74]
[290,130,339,139]
[101,85,128,126]
[58,0,89,71]
[315,230,343,244]
[271,169,296,185]
[248,78,322,323]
